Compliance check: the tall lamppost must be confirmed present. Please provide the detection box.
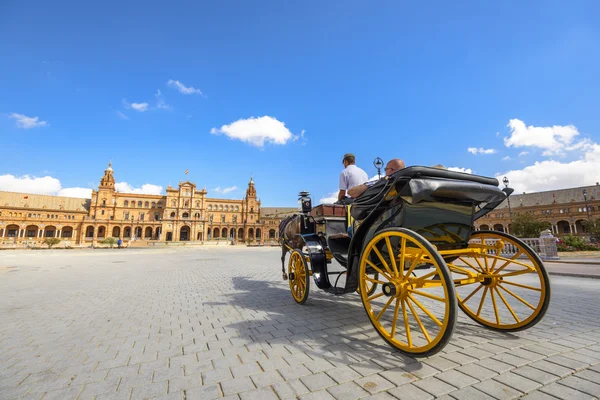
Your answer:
[131,215,135,240]
[373,157,384,179]
[503,177,513,233]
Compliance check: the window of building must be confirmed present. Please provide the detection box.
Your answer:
[137,201,142,207]
[236,206,239,211]
[101,210,105,215]
[28,213,31,217]
[219,205,223,210]
[172,200,177,207]
[196,201,200,208]
[140,213,145,220]
[185,200,189,207]
[145,201,149,208]
[233,215,237,223]
[102,199,106,206]
[151,202,156,208]
[124,212,130,220]
[208,205,212,211]
[225,205,229,211]
[170,212,175,218]
[183,212,189,218]
[158,201,163,208]
[110,216,114,220]
[209,215,214,222]
[221,214,226,223]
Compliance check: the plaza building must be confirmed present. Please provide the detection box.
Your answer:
[0,163,296,247]
[475,183,600,236]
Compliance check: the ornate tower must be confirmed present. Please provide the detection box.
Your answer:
[244,177,260,225]
[99,162,116,190]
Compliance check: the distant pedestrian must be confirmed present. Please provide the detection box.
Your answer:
[117,238,123,249]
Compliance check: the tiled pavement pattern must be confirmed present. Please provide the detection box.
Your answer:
[1,247,600,400]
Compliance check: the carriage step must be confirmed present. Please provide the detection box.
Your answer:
[325,287,346,295]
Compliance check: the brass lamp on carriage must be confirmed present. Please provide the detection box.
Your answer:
[278,166,551,357]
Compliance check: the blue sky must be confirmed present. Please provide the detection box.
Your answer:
[2,1,600,206]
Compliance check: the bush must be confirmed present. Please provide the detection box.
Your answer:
[101,237,118,248]
[561,235,599,251]
[43,238,61,248]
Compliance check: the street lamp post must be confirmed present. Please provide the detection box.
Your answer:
[503,177,513,233]
[373,157,384,179]
[131,215,134,241]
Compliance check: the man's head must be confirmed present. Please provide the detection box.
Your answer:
[342,153,356,168]
[431,164,447,170]
[384,158,405,176]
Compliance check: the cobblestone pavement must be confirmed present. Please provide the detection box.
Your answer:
[1,247,600,400]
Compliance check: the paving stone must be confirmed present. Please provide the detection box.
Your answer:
[387,383,434,400]
[472,379,522,400]
[221,377,256,396]
[249,370,284,387]
[202,367,233,384]
[412,376,458,397]
[299,390,337,400]
[528,360,575,378]
[185,384,222,400]
[511,365,560,385]
[519,392,560,400]
[378,367,418,386]
[539,382,596,400]
[448,386,495,399]
[435,369,479,388]
[238,386,279,400]
[130,381,168,400]
[231,362,262,378]
[326,381,370,400]
[271,378,310,398]
[493,372,542,393]
[556,375,600,397]
[355,374,395,394]
[278,364,313,380]
[300,371,338,391]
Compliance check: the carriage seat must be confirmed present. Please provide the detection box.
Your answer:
[310,204,347,218]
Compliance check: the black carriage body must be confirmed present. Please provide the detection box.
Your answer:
[343,167,507,293]
[281,166,507,295]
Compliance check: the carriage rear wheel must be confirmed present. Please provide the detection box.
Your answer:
[288,250,310,304]
[450,230,551,331]
[359,228,457,357]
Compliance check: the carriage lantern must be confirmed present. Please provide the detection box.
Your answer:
[298,191,312,213]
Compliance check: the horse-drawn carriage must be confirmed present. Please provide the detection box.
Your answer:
[278,166,551,357]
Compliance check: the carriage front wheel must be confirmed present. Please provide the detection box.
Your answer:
[359,228,457,357]
[288,250,310,304]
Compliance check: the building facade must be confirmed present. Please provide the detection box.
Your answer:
[474,184,600,236]
[0,163,296,247]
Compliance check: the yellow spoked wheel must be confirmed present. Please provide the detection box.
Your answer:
[288,250,310,304]
[449,230,551,331]
[359,228,457,357]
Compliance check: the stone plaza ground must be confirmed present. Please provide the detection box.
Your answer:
[1,247,600,400]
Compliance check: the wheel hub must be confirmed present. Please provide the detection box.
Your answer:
[289,272,296,280]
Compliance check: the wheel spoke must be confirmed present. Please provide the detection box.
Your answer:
[490,287,500,324]
[497,284,536,310]
[410,289,445,302]
[417,270,438,281]
[385,237,400,277]
[373,246,394,277]
[493,251,525,273]
[365,276,386,285]
[402,299,412,348]
[500,280,542,292]
[494,287,520,323]
[407,294,443,327]
[407,298,431,343]
[390,298,401,337]
[458,257,484,273]
[366,259,392,281]
[476,286,489,316]
[497,269,536,278]
[461,284,483,304]
[474,256,487,272]
[368,292,386,301]
[404,250,425,278]
[399,237,406,276]
[376,296,395,321]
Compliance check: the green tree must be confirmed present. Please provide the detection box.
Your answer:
[43,238,61,248]
[511,213,551,238]
[583,218,600,241]
[101,237,118,248]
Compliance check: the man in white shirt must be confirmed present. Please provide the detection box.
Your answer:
[338,153,369,202]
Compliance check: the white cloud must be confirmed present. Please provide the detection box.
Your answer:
[167,79,203,95]
[9,113,48,129]
[448,167,473,174]
[130,102,149,112]
[504,119,584,156]
[155,90,170,110]
[211,116,299,147]
[502,156,511,161]
[467,147,496,155]
[57,187,93,198]
[0,174,91,198]
[518,151,529,157]
[115,182,163,195]
[319,192,338,204]
[116,111,129,120]
[214,186,238,194]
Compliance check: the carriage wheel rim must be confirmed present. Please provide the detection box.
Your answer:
[359,230,452,354]
[451,231,549,330]
[289,251,307,302]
